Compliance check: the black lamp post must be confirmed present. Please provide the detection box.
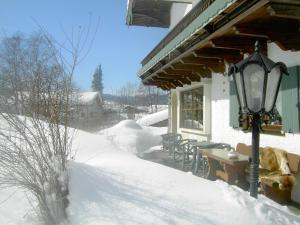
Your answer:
[228,41,288,198]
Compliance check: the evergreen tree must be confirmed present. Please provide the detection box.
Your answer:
[91,64,103,94]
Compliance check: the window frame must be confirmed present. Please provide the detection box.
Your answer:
[179,86,204,130]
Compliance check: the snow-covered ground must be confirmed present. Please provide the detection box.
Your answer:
[0,117,300,224]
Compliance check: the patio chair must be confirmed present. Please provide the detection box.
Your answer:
[161,133,182,154]
[180,139,198,171]
[168,134,182,156]
[172,139,197,170]
[161,133,172,151]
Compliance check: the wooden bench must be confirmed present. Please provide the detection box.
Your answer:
[236,143,300,204]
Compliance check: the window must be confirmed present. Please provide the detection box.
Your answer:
[180,87,203,130]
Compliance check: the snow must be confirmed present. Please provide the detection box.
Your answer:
[68,120,300,225]
[0,116,300,224]
[137,109,168,126]
[0,187,37,225]
[78,92,101,105]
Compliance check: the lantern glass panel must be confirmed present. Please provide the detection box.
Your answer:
[243,63,265,113]
[234,72,246,112]
[265,65,281,112]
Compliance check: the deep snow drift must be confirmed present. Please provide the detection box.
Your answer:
[136,109,168,126]
[68,120,300,225]
[0,119,299,224]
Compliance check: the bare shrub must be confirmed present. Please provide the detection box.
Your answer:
[0,25,96,223]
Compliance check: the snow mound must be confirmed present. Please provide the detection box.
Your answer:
[78,92,101,105]
[99,120,166,155]
[137,109,168,126]
[113,119,142,130]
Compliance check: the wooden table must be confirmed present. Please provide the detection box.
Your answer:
[202,148,249,186]
[190,142,231,176]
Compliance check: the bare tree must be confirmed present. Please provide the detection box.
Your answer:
[0,23,97,224]
[136,83,166,112]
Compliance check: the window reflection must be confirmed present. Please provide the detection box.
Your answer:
[180,87,203,130]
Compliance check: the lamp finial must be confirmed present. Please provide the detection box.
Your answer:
[255,41,260,52]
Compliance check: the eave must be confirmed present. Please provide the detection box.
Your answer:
[138,0,300,90]
[126,0,173,28]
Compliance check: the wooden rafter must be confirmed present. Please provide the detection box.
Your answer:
[171,63,205,71]
[267,3,300,20]
[193,48,243,64]
[233,21,300,51]
[171,63,212,77]
[156,73,192,85]
[152,76,184,87]
[144,79,176,89]
[210,36,268,55]
[160,72,201,81]
[163,68,196,76]
[159,69,202,81]
[146,76,182,88]
[155,78,184,87]
[180,56,222,65]
[138,0,300,90]
[180,56,225,73]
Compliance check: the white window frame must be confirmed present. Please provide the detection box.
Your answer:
[176,81,211,137]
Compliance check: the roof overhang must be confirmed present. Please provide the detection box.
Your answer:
[126,0,173,28]
[136,0,300,90]
[126,0,195,28]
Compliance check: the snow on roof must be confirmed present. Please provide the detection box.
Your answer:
[137,109,168,126]
[78,92,102,105]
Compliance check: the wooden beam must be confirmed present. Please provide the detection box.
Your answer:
[210,36,268,55]
[156,74,192,84]
[194,48,243,64]
[158,71,201,81]
[153,77,184,87]
[145,80,176,89]
[171,63,206,71]
[171,63,212,77]
[158,72,201,82]
[180,56,226,73]
[180,56,222,65]
[159,85,169,91]
[267,3,300,20]
[233,22,300,51]
[147,78,179,89]
[233,21,300,35]
[139,0,270,81]
[163,68,197,76]
[231,26,268,39]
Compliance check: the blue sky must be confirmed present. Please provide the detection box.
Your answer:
[0,0,167,93]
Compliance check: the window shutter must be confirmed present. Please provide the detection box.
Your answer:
[229,80,239,128]
[281,66,300,133]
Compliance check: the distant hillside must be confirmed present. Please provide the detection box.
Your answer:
[103,93,168,106]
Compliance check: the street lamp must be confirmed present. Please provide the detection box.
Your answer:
[228,41,288,198]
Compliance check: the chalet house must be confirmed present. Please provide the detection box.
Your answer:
[126,0,300,203]
[71,92,103,129]
[75,92,103,119]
